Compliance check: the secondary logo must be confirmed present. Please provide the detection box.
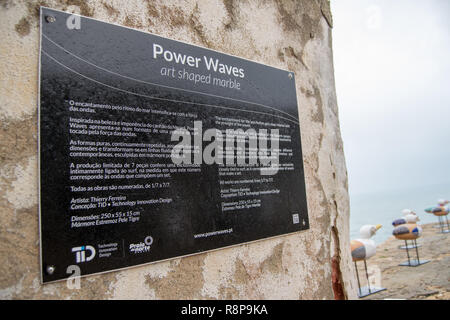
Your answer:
[72,245,96,263]
[129,236,153,254]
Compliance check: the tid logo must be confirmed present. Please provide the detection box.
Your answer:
[72,245,96,263]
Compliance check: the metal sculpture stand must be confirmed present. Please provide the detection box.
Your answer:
[436,215,450,234]
[399,239,430,267]
[354,260,386,298]
[398,239,421,250]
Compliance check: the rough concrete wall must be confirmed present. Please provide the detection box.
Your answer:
[0,0,358,299]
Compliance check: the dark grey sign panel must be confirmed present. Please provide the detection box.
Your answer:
[39,7,309,283]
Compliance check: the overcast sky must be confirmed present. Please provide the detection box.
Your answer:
[331,0,450,195]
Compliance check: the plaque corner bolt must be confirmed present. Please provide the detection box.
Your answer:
[45,15,56,23]
[46,265,55,275]
[288,73,293,79]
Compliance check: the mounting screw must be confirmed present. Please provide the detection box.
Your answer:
[46,265,55,275]
[45,15,56,23]
[288,73,293,79]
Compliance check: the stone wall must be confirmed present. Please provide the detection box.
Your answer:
[0,0,357,299]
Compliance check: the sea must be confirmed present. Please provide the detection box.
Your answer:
[349,182,450,244]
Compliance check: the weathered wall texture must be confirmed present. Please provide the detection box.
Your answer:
[0,0,358,299]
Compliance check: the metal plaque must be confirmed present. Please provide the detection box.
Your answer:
[39,7,309,283]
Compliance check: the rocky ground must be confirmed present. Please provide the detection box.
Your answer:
[354,223,450,300]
